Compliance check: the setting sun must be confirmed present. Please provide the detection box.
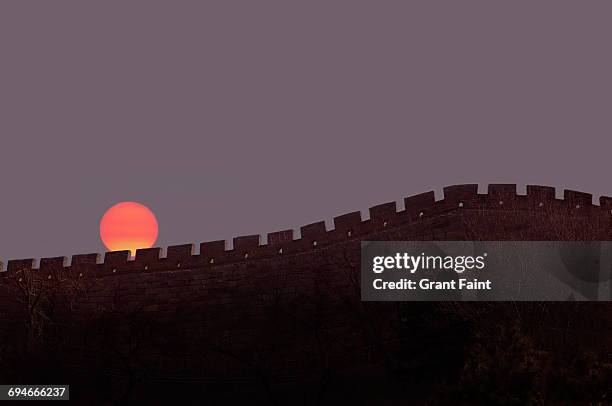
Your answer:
[100,202,158,256]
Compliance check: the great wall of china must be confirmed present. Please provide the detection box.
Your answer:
[2,183,612,275]
[0,184,610,404]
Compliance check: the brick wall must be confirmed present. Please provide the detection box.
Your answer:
[0,183,610,403]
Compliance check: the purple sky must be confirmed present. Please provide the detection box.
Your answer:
[1,1,611,262]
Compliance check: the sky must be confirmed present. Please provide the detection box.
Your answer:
[1,1,611,262]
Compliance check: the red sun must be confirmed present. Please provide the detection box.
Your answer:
[100,202,158,256]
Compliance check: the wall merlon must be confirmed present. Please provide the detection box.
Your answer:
[166,244,195,259]
[333,211,362,231]
[485,184,524,208]
[369,202,397,221]
[103,251,130,272]
[525,185,559,209]
[39,256,68,272]
[267,230,294,246]
[233,235,261,251]
[165,244,197,269]
[69,254,101,277]
[488,184,517,198]
[404,191,436,220]
[6,259,36,274]
[72,253,100,266]
[135,248,162,267]
[599,196,612,209]
[300,221,327,240]
[526,185,556,200]
[440,184,480,210]
[200,241,227,261]
[443,184,478,202]
[564,190,593,208]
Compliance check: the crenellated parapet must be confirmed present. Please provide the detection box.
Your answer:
[2,184,611,278]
